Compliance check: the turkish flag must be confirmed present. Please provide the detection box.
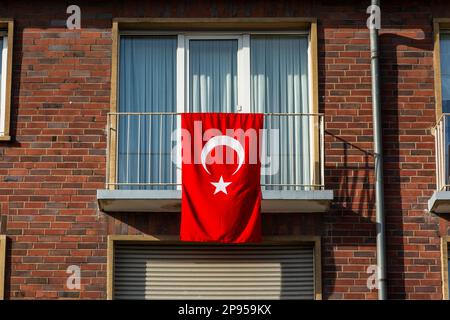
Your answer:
[180,113,263,243]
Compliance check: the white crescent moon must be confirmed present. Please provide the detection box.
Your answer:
[200,135,245,175]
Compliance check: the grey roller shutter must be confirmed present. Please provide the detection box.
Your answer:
[114,244,315,300]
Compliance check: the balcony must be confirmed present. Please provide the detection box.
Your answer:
[429,113,450,213]
[97,112,333,213]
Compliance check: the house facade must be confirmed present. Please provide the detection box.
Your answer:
[0,0,449,300]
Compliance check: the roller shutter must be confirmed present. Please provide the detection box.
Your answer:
[113,244,316,300]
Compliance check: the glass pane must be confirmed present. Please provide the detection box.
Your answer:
[251,36,310,190]
[118,36,177,190]
[441,34,450,112]
[189,40,238,112]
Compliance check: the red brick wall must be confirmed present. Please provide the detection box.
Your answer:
[321,1,443,299]
[0,0,448,299]
[0,0,112,299]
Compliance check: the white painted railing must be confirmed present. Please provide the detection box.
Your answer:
[106,112,325,191]
[435,113,450,191]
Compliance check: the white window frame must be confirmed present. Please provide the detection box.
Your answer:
[0,33,8,137]
[178,34,250,113]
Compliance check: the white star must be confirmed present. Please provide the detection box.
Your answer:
[210,176,231,195]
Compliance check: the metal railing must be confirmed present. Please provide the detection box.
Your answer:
[435,113,450,191]
[106,112,325,191]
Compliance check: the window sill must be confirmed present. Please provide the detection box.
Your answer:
[97,189,333,213]
[0,135,11,141]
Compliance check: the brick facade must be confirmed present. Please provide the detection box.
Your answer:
[0,0,448,299]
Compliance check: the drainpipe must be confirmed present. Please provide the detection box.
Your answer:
[369,0,387,300]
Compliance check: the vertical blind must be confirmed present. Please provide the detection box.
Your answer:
[251,36,310,190]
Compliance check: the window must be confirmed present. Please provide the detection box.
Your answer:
[250,36,311,189]
[110,22,320,192]
[429,20,450,211]
[439,33,450,175]
[0,235,5,300]
[0,20,12,141]
[435,31,450,191]
[0,34,7,134]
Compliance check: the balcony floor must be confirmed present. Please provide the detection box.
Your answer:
[97,189,334,213]
[428,191,450,214]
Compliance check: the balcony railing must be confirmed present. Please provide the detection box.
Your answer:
[106,112,325,191]
[435,113,450,191]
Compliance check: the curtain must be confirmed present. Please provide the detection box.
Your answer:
[117,36,310,190]
[189,40,237,112]
[118,36,177,190]
[0,36,3,136]
[250,36,310,190]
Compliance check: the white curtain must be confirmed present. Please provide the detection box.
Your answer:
[118,36,177,190]
[189,40,237,112]
[250,36,311,190]
[117,36,310,190]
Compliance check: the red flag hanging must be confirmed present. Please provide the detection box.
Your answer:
[180,113,263,243]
